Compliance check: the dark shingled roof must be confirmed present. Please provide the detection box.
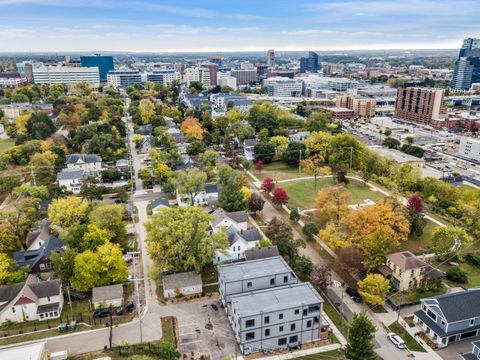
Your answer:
[0,283,24,311]
[36,302,61,314]
[205,184,218,194]
[386,251,429,270]
[226,226,261,245]
[14,236,65,270]
[66,153,101,165]
[211,208,247,227]
[28,279,61,298]
[244,246,280,261]
[433,289,480,323]
[151,197,169,209]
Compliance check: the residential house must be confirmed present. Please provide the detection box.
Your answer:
[116,159,129,171]
[289,131,311,142]
[378,251,444,292]
[56,169,89,193]
[65,154,102,172]
[151,197,170,214]
[92,284,123,309]
[0,276,63,324]
[135,124,153,136]
[218,257,297,307]
[177,183,219,207]
[139,135,153,154]
[243,139,257,161]
[214,226,262,264]
[463,341,480,360]
[413,288,480,348]
[210,208,248,233]
[244,246,280,261]
[163,272,203,298]
[229,283,325,355]
[14,235,65,274]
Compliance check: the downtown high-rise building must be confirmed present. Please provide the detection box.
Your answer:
[80,54,114,83]
[299,51,320,73]
[452,38,480,90]
[267,49,275,68]
[394,86,445,124]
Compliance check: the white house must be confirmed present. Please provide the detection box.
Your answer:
[65,154,102,172]
[0,276,63,324]
[243,139,257,161]
[151,197,170,214]
[210,208,248,233]
[177,184,219,207]
[56,169,89,193]
[0,342,48,360]
[163,272,203,298]
[92,284,123,309]
[289,131,311,142]
[214,226,262,264]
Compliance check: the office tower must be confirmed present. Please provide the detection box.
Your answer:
[201,63,218,86]
[183,67,211,87]
[231,69,257,86]
[107,70,142,88]
[299,51,319,73]
[265,78,303,97]
[16,61,34,82]
[146,70,181,85]
[267,49,275,67]
[394,86,445,124]
[80,55,114,83]
[33,66,100,87]
[452,38,480,90]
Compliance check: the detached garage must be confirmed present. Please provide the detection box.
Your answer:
[92,284,124,309]
[163,272,203,298]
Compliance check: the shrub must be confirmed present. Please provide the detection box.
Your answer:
[466,253,480,267]
[303,223,318,240]
[289,208,300,222]
[446,267,468,284]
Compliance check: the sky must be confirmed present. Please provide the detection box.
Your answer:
[0,0,479,52]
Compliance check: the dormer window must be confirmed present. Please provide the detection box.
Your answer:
[470,319,475,326]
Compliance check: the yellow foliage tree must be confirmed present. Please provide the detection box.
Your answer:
[14,113,31,134]
[240,186,253,201]
[315,185,350,225]
[180,117,204,140]
[358,274,390,305]
[48,196,90,228]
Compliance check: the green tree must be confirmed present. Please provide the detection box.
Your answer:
[382,137,400,149]
[80,177,103,201]
[305,111,335,132]
[0,173,22,196]
[358,228,397,272]
[431,226,473,258]
[139,99,156,124]
[145,207,228,272]
[26,111,55,140]
[358,274,390,305]
[253,142,275,164]
[175,168,207,206]
[248,102,278,134]
[48,196,90,228]
[50,248,77,284]
[0,253,29,285]
[218,181,247,212]
[89,204,127,250]
[217,164,236,185]
[283,142,306,166]
[294,255,314,281]
[345,312,377,360]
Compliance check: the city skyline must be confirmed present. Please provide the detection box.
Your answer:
[0,0,479,52]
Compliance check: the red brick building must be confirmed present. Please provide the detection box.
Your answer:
[395,86,446,124]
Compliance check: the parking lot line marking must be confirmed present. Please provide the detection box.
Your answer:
[181,339,202,345]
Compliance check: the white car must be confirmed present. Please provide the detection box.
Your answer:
[387,332,406,349]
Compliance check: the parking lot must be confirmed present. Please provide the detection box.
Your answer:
[163,298,237,359]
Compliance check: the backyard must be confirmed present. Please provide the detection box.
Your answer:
[398,220,438,255]
[0,138,15,153]
[437,261,480,288]
[279,177,386,210]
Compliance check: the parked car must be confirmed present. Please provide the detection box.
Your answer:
[115,301,135,315]
[346,287,363,303]
[93,308,112,319]
[387,332,406,349]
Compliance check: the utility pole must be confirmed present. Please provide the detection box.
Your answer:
[109,305,113,350]
[30,165,36,186]
[298,149,302,173]
[397,292,403,323]
[66,284,73,313]
[349,147,353,169]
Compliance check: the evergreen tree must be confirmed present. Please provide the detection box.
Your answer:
[345,312,377,360]
[218,181,247,212]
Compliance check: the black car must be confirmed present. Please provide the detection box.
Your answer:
[93,308,112,318]
[115,301,135,315]
[346,287,363,303]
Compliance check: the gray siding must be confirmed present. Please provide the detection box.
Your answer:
[447,318,480,333]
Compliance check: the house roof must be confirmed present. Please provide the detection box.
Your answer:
[205,184,218,194]
[0,283,24,311]
[36,302,61,314]
[163,272,202,291]
[116,159,129,168]
[226,226,262,246]
[244,246,280,261]
[414,309,480,338]
[92,284,124,304]
[426,288,480,323]
[151,197,169,209]
[28,278,61,298]
[243,139,256,147]
[386,251,429,270]
[230,283,323,317]
[0,342,46,360]
[56,169,87,181]
[135,124,153,135]
[66,154,101,165]
[13,235,65,270]
[211,208,247,227]
[219,256,293,282]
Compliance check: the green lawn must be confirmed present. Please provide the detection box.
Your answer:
[280,178,386,210]
[256,161,304,181]
[390,287,446,305]
[398,220,438,255]
[161,317,175,344]
[388,321,426,352]
[0,139,15,153]
[201,265,218,284]
[323,300,349,338]
[438,262,480,288]
[292,349,346,359]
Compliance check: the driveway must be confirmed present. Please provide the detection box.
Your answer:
[436,338,480,360]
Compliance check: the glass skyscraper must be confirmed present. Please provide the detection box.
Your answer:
[299,51,319,73]
[452,38,480,90]
[80,54,114,83]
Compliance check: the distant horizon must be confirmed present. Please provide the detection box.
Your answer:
[0,0,478,53]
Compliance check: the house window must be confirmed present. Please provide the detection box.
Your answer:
[290,323,296,331]
[470,319,475,326]
[460,330,477,340]
[12,307,15,313]
[46,262,52,270]
[279,326,284,332]
[40,264,46,271]
[247,282,252,288]
[289,335,298,343]
[309,305,320,313]
[294,309,300,315]
[246,332,255,340]
[47,296,51,302]
[441,320,446,326]
[278,338,287,346]
[270,278,275,285]
[426,309,437,321]
[245,319,255,328]
[265,329,270,336]
[283,275,288,283]
[264,316,270,324]
[307,320,312,328]
[39,314,44,319]
[279,313,283,320]
[303,309,308,316]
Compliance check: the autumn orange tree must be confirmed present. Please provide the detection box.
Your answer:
[315,185,350,225]
[180,117,204,139]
